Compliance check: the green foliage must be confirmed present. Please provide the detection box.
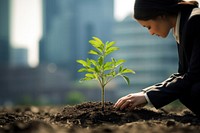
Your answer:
[76,37,135,111]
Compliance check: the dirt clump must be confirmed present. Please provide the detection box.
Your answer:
[0,102,199,133]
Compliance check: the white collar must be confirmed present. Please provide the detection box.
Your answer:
[173,12,181,44]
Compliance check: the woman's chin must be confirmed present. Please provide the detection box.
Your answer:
[160,34,168,38]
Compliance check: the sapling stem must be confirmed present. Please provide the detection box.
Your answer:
[101,85,105,112]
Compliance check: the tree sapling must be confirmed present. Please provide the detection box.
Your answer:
[77,37,135,111]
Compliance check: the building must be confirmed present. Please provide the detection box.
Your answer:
[39,0,114,80]
[0,0,10,66]
[10,48,28,67]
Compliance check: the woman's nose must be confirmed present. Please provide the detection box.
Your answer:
[149,30,154,35]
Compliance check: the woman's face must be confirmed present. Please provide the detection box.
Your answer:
[136,16,174,38]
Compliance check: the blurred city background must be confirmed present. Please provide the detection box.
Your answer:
[1,0,197,106]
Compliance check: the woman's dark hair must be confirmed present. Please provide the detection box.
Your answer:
[134,0,199,20]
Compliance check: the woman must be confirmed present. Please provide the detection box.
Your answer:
[114,0,200,117]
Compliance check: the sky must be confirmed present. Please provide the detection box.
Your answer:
[114,0,134,21]
[10,0,42,67]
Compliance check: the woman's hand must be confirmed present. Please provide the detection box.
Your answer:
[114,92,147,110]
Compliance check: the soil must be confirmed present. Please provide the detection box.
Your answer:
[0,102,200,133]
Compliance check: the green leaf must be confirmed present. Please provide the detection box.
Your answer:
[121,75,130,85]
[76,60,88,67]
[87,68,95,73]
[106,41,115,50]
[88,50,100,55]
[111,58,116,63]
[105,47,119,55]
[89,40,101,48]
[80,77,93,82]
[86,58,91,66]
[106,71,116,77]
[122,68,135,74]
[78,68,88,72]
[85,73,95,79]
[92,36,103,44]
[115,59,125,67]
[94,66,100,73]
[98,57,103,66]
[106,46,119,52]
[104,62,113,71]
[86,68,95,73]
[119,65,123,73]
[90,59,97,66]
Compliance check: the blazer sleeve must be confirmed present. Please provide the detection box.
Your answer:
[143,14,200,109]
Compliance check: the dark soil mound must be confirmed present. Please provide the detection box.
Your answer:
[55,102,165,126]
[0,102,200,133]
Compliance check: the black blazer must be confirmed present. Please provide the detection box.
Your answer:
[143,7,200,109]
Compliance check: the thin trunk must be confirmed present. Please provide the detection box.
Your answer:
[101,85,105,112]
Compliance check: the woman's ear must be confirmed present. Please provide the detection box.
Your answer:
[158,15,166,19]
[156,15,168,21]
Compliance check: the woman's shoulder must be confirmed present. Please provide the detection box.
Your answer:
[186,8,200,28]
[182,8,200,38]
[189,8,200,19]
[185,8,200,38]
[188,8,200,27]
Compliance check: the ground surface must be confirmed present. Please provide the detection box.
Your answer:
[0,102,200,133]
